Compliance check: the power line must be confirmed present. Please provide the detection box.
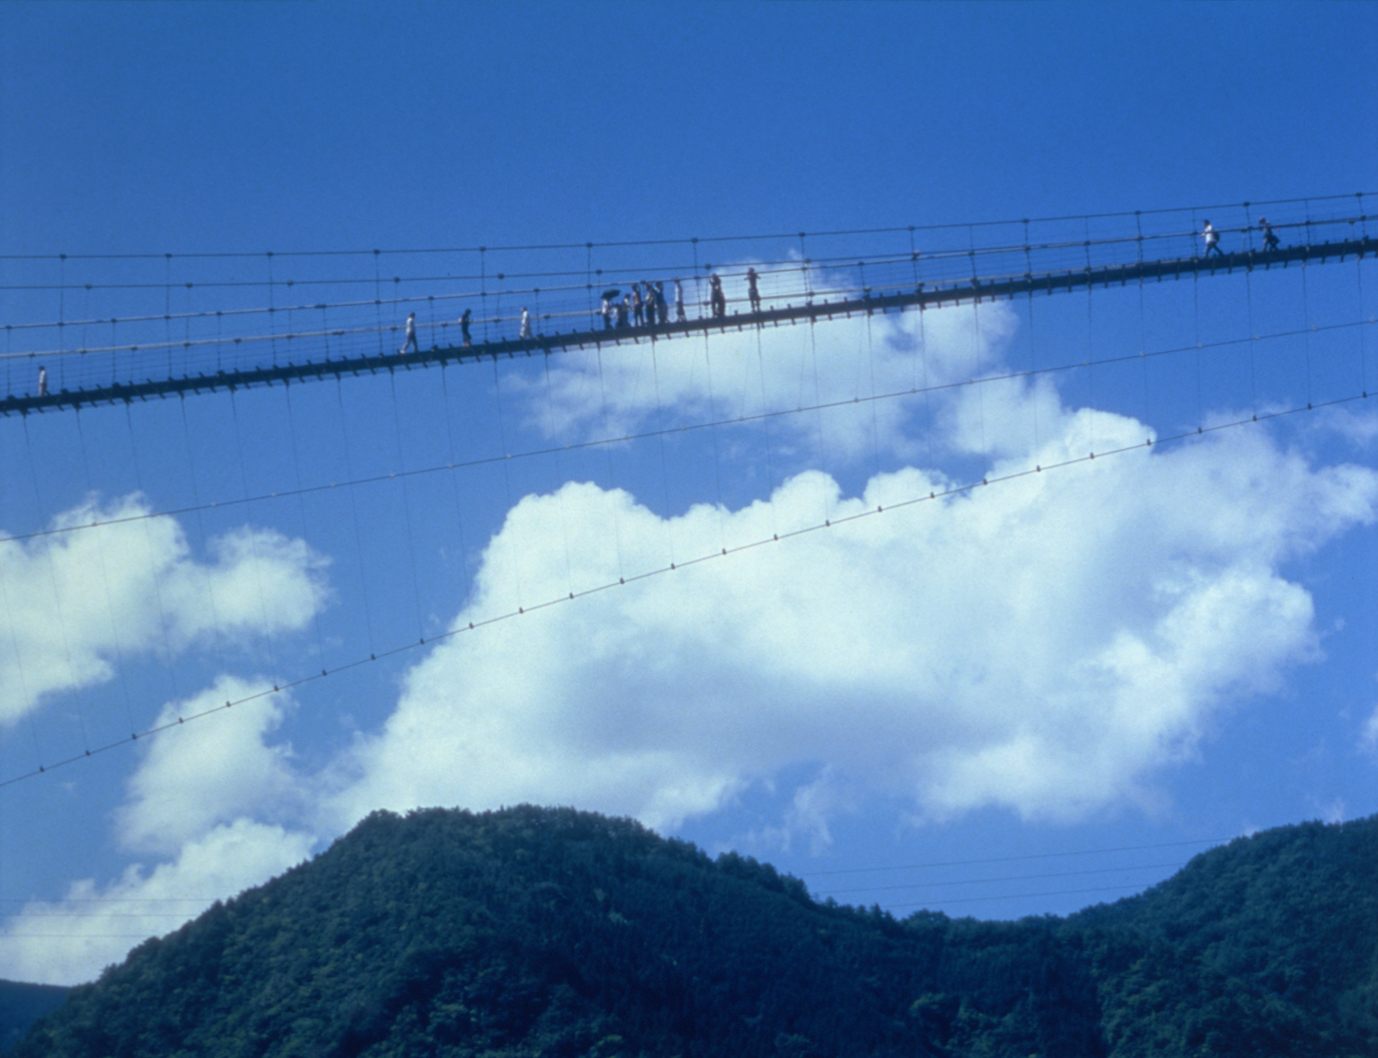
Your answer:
[2,383,1369,791]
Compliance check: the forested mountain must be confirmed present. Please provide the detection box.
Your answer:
[8,807,1377,1057]
[0,981,66,1054]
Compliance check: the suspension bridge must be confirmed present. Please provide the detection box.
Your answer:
[2,191,1376,790]
[4,194,1372,417]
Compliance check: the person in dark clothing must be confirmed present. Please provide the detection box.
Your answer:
[1259,217,1280,252]
[460,308,472,346]
[709,274,726,318]
[654,281,668,325]
[631,283,644,326]
[746,267,761,313]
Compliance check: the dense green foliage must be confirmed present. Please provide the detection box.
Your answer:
[10,808,1377,1057]
[0,981,67,1054]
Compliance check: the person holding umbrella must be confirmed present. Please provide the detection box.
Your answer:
[599,288,620,330]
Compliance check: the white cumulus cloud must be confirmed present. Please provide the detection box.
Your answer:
[0,495,329,726]
[518,280,1018,465]
[326,385,1378,836]
[116,676,305,855]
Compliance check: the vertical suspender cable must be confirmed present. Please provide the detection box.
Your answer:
[22,413,89,752]
[1356,193,1370,396]
[1024,218,1041,451]
[1301,199,1315,407]
[57,254,66,391]
[754,315,779,538]
[438,364,474,592]
[490,355,526,604]
[541,350,576,594]
[265,252,277,367]
[479,247,489,344]
[967,226,986,453]
[907,226,920,393]
[1241,203,1259,415]
[694,239,727,547]
[388,370,426,643]
[283,383,325,655]
[373,249,384,356]
[122,403,185,707]
[648,337,676,567]
[591,342,626,583]
[803,233,830,524]
[1083,219,1095,451]
[859,259,882,482]
[76,408,141,736]
[1134,211,1150,431]
[1191,208,1204,431]
[586,242,595,330]
[335,377,377,655]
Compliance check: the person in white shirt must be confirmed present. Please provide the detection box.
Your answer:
[519,306,531,339]
[1202,220,1223,257]
[400,311,419,353]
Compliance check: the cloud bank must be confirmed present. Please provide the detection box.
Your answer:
[0,497,329,725]
[328,394,1377,835]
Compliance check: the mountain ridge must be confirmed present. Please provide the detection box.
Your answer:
[9,806,1377,1057]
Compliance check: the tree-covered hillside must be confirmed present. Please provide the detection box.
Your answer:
[10,807,1377,1057]
[0,981,66,1055]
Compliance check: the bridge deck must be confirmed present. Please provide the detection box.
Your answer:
[5,235,1374,418]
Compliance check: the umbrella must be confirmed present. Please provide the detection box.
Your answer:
[600,287,621,301]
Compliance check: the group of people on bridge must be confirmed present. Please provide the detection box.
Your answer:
[594,267,761,333]
[1202,217,1281,258]
[393,267,767,355]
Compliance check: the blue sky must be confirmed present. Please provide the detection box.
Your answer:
[1,1,1377,985]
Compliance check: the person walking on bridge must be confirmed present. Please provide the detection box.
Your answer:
[674,278,686,321]
[460,308,472,346]
[709,274,726,318]
[1202,220,1224,257]
[746,267,761,313]
[400,311,419,354]
[519,306,532,340]
[1259,217,1280,252]
[644,280,658,326]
